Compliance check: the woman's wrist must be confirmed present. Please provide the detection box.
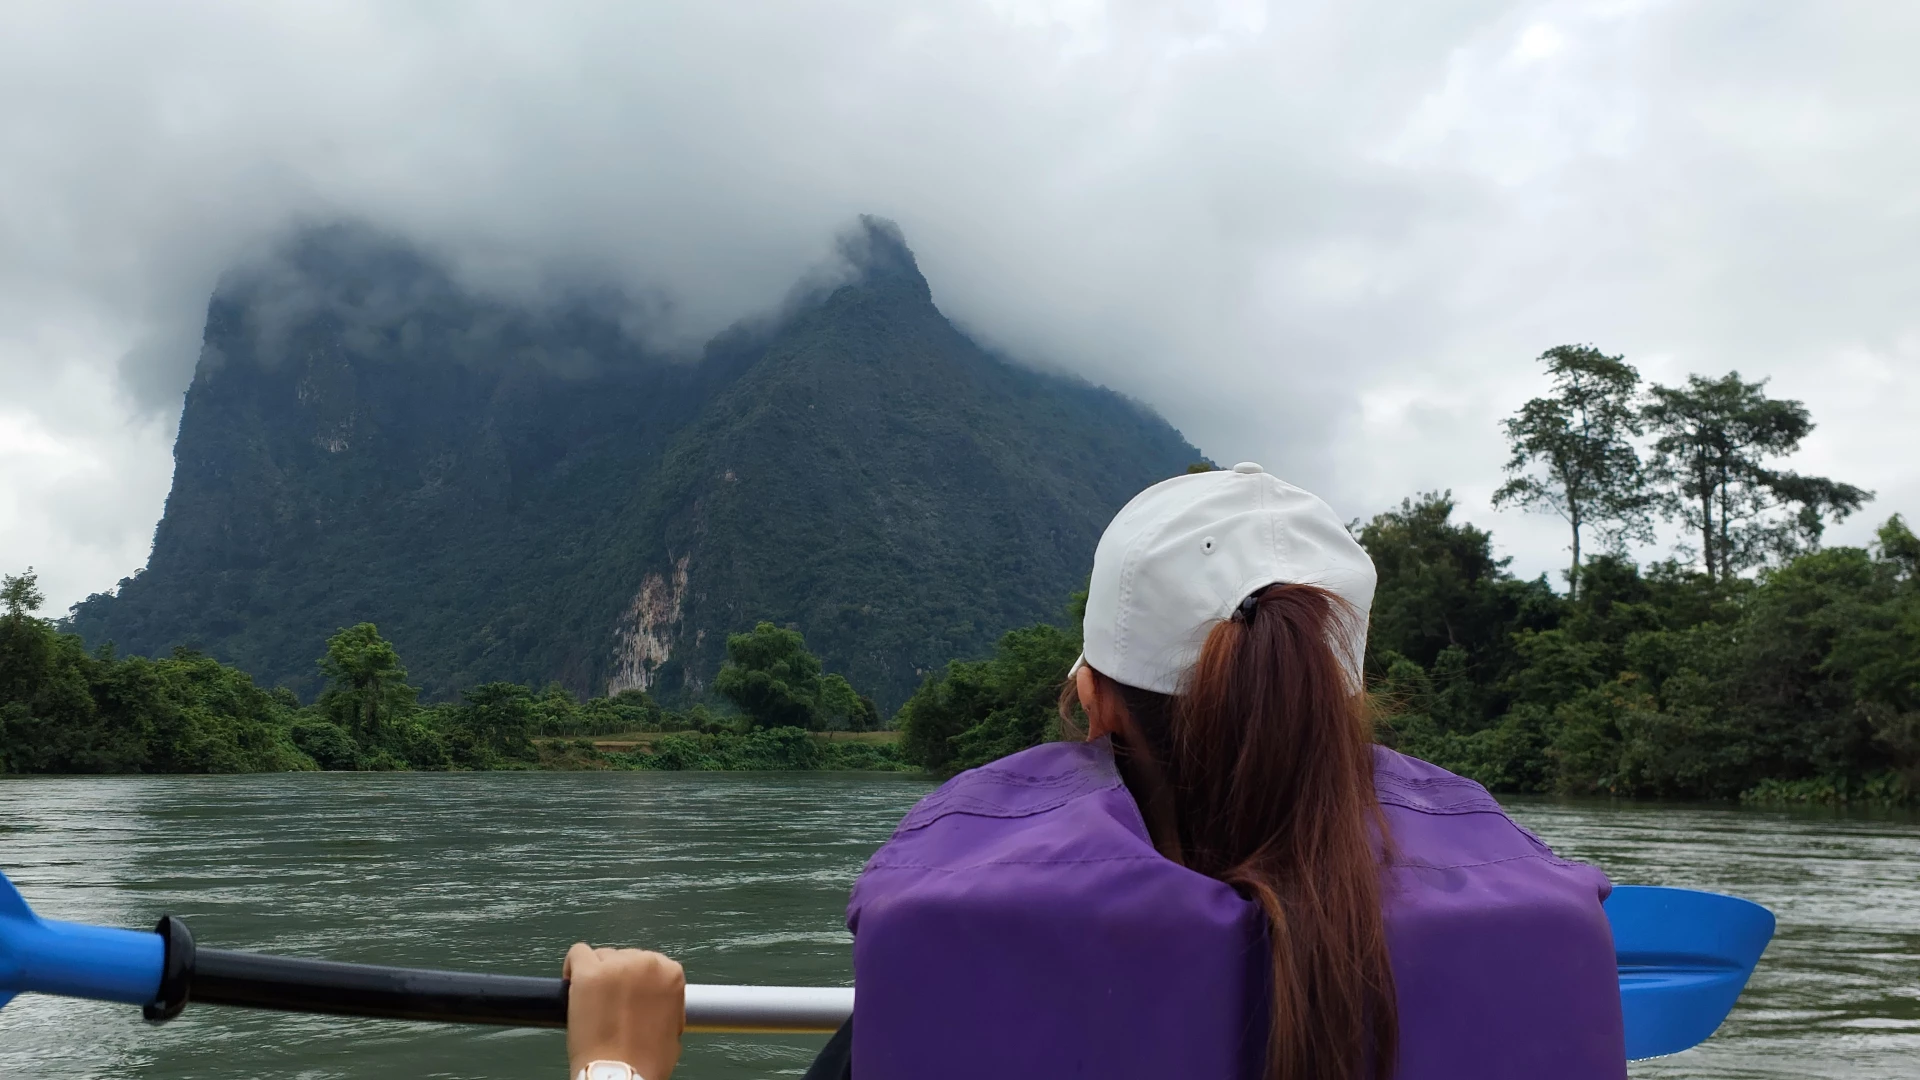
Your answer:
[569,1054,675,1080]
[570,1059,670,1080]
[562,943,685,1080]
[567,1014,682,1078]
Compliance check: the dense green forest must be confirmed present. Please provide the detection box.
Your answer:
[0,591,904,774]
[901,350,1917,805]
[6,346,1914,802]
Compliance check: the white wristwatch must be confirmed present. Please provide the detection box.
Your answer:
[575,1062,644,1080]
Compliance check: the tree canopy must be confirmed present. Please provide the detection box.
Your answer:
[1643,371,1871,583]
[897,361,1909,805]
[1,570,310,774]
[3,598,903,775]
[1493,345,1651,599]
[898,621,1081,775]
[716,622,828,729]
[317,623,418,742]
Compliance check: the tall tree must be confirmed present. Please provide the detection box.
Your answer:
[714,621,832,729]
[2,567,44,622]
[1642,371,1870,583]
[1,569,50,705]
[1493,345,1651,600]
[316,623,418,743]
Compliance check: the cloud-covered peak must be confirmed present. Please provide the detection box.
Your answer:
[840,216,927,296]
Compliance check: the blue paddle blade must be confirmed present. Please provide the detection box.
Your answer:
[1,870,164,1011]
[0,870,32,921]
[0,864,32,1006]
[1606,885,1775,1060]
[0,869,32,1011]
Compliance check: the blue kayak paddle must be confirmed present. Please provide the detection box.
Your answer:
[1606,885,1776,1060]
[2,871,1770,1056]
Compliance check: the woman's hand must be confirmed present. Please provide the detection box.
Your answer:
[564,943,686,1080]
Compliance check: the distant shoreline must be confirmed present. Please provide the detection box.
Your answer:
[579,729,900,754]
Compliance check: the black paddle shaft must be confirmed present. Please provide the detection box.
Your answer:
[149,916,568,1028]
[193,948,568,1027]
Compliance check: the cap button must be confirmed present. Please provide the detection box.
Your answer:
[1232,461,1263,474]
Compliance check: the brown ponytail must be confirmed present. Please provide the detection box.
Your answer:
[1062,583,1397,1080]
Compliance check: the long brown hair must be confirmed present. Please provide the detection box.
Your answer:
[1062,583,1397,1080]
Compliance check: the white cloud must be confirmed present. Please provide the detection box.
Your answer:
[1,0,1916,611]
[1514,24,1567,62]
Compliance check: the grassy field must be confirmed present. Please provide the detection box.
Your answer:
[566,729,902,752]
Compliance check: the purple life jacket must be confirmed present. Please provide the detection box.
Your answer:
[847,739,1626,1079]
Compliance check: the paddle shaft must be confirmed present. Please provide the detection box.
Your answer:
[191,948,566,1027]
[126,918,848,1034]
[188,949,849,1033]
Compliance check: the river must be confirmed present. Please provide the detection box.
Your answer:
[1,772,1914,1079]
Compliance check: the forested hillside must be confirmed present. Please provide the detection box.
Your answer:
[64,219,1202,708]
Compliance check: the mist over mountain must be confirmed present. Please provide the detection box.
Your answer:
[66,219,1204,708]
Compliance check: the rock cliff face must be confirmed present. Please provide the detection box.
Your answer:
[611,555,689,694]
[68,219,1205,708]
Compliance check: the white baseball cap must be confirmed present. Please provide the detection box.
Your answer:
[1069,462,1376,695]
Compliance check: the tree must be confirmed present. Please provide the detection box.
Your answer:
[1876,514,1920,580]
[898,658,992,773]
[316,623,418,743]
[814,672,885,731]
[3,568,44,622]
[1,568,120,773]
[1493,346,1651,599]
[1642,372,1871,583]
[944,623,1081,770]
[713,622,839,729]
[850,694,883,732]
[897,622,1080,775]
[2,567,311,775]
[1,570,53,705]
[446,682,537,765]
[1356,493,1557,671]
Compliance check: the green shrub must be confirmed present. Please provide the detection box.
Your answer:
[291,720,359,771]
[1741,773,1913,806]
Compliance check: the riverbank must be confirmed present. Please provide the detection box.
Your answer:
[0,586,914,775]
[532,728,909,772]
[5,553,1915,800]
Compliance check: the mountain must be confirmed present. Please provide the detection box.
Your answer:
[67,219,1206,709]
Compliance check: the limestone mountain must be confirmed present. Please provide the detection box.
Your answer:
[67,220,1205,709]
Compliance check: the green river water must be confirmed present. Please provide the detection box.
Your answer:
[0,772,1914,1079]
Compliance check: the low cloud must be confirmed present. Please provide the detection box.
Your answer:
[3,0,1916,610]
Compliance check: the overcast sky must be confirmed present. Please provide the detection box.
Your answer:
[3,0,1916,613]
